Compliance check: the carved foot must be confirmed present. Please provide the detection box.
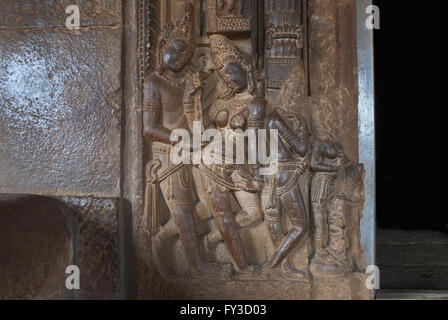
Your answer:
[151,235,170,277]
[200,231,223,261]
[346,247,366,272]
[201,233,213,261]
[191,262,234,280]
[310,248,345,276]
[262,262,310,282]
[237,264,263,280]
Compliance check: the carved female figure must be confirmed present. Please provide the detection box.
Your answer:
[143,3,230,279]
[310,140,345,252]
[197,34,265,275]
[310,162,366,275]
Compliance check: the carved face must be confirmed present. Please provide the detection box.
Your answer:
[222,61,248,93]
[163,39,193,73]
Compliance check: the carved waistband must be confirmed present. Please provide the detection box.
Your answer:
[197,163,239,191]
[275,161,309,175]
[152,142,171,155]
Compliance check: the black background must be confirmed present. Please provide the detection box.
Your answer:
[373,0,447,231]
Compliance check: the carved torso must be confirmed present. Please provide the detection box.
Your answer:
[145,72,190,133]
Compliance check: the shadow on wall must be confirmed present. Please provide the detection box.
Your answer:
[0,196,73,299]
[0,195,120,299]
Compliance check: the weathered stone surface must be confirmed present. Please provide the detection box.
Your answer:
[0,196,72,300]
[0,0,122,28]
[0,27,122,197]
[61,197,119,298]
[349,272,371,300]
[148,278,311,300]
[309,0,359,160]
[312,275,352,300]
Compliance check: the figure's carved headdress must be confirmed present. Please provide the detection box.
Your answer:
[209,34,248,71]
[156,2,195,72]
[208,34,255,96]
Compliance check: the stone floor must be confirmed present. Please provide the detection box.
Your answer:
[377,228,448,291]
[376,290,448,300]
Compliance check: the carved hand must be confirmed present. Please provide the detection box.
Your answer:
[232,171,263,193]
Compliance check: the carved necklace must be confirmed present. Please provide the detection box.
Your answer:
[223,91,253,115]
[159,73,185,89]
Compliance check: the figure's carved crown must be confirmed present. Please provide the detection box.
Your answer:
[208,34,248,71]
[159,2,195,45]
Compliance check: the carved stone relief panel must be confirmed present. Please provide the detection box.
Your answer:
[136,0,369,300]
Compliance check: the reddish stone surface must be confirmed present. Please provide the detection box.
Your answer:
[0,196,72,300]
[0,0,122,28]
[0,27,122,197]
[61,197,119,298]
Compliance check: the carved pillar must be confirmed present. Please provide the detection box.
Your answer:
[265,0,307,101]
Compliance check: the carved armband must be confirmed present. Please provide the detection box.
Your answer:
[143,91,162,113]
[247,119,265,129]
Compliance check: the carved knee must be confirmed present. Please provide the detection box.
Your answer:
[290,219,308,234]
[245,205,263,223]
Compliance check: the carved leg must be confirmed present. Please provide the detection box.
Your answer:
[201,188,263,263]
[264,199,284,250]
[271,184,308,268]
[202,176,249,272]
[310,196,347,276]
[191,167,213,221]
[346,204,366,271]
[262,184,309,281]
[311,201,326,252]
[151,217,177,277]
[311,174,332,252]
[233,181,263,230]
[213,212,248,270]
[159,169,232,279]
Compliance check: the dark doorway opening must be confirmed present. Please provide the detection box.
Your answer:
[373,0,447,292]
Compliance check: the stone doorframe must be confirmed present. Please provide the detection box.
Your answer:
[356,0,376,298]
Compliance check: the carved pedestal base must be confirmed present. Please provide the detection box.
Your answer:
[148,277,311,300]
[145,272,369,300]
[311,272,370,300]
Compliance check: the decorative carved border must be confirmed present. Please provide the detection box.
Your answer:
[138,0,161,92]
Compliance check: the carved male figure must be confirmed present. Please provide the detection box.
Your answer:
[143,2,230,278]
[310,140,345,252]
[262,65,311,280]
